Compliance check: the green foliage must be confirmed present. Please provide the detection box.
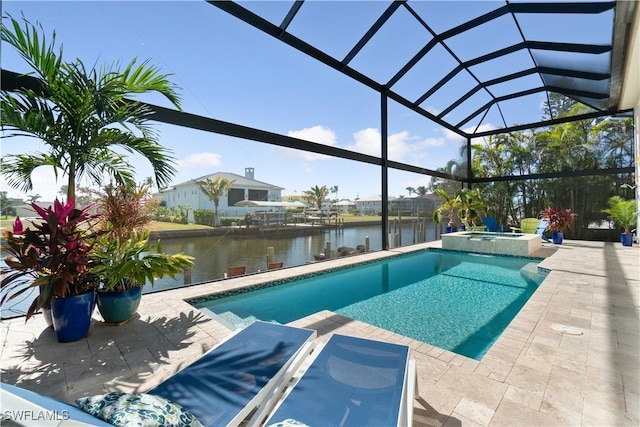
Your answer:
[220,217,242,226]
[303,185,328,210]
[1,14,181,202]
[470,110,633,237]
[0,193,16,217]
[151,206,189,224]
[97,184,153,242]
[91,231,193,291]
[432,188,486,229]
[196,176,235,226]
[602,196,638,234]
[432,188,461,226]
[193,209,214,226]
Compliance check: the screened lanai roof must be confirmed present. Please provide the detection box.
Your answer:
[211,0,637,137]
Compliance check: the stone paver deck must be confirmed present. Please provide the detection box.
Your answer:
[1,240,638,426]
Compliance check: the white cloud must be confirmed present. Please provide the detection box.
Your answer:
[414,136,445,148]
[0,167,63,203]
[344,128,424,162]
[463,123,497,147]
[287,125,337,145]
[274,125,337,161]
[345,128,381,157]
[176,152,223,168]
[441,123,497,147]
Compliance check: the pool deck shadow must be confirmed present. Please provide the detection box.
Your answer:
[1,240,638,426]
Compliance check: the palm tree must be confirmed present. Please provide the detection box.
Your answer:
[1,15,182,205]
[304,185,328,210]
[330,185,339,202]
[26,194,41,204]
[415,186,428,197]
[405,186,416,197]
[196,176,235,226]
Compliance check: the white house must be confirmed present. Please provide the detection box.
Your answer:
[156,168,284,222]
[355,195,383,215]
[354,195,401,215]
[332,200,356,213]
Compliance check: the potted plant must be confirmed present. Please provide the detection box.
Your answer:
[91,231,193,323]
[455,188,486,230]
[1,198,102,342]
[432,189,461,233]
[90,184,193,323]
[602,196,638,246]
[540,207,576,244]
[433,188,486,232]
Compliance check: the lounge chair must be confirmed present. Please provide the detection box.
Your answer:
[1,321,316,427]
[262,334,417,427]
[535,218,551,242]
[150,321,316,426]
[483,216,498,232]
[510,217,539,234]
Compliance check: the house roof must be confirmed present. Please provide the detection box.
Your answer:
[162,171,284,191]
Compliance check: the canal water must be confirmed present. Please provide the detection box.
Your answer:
[0,222,438,318]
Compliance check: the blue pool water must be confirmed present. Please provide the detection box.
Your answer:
[192,250,545,359]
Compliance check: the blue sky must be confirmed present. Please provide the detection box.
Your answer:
[1,0,558,203]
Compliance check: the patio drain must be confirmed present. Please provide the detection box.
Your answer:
[569,279,589,286]
[551,324,584,335]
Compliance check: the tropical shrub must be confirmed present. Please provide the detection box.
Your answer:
[602,196,637,234]
[540,207,576,232]
[193,210,214,226]
[1,198,101,319]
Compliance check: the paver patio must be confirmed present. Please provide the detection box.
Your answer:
[1,240,638,426]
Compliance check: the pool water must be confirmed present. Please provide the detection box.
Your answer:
[193,250,545,360]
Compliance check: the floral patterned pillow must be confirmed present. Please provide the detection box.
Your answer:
[76,392,203,427]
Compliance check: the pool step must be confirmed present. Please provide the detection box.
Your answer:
[520,262,542,282]
[214,311,261,330]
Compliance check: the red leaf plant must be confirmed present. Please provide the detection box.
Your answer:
[540,207,576,233]
[1,198,102,320]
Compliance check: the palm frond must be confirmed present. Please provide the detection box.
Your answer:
[1,14,62,83]
[1,153,60,193]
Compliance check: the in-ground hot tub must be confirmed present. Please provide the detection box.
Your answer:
[441,231,542,256]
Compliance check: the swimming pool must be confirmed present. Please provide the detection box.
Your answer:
[191,250,546,359]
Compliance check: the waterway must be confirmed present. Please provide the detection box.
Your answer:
[0,222,439,318]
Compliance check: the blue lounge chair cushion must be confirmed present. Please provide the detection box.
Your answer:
[76,392,203,426]
[151,321,315,427]
[265,334,411,427]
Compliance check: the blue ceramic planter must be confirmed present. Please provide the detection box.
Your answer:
[621,233,634,247]
[96,287,142,323]
[552,231,564,244]
[51,291,95,342]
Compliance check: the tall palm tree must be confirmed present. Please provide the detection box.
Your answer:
[26,194,41,204]
[196,176,235,226]
[1,15,182,204]
[303,185,328,210]
[330,185,339,203]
